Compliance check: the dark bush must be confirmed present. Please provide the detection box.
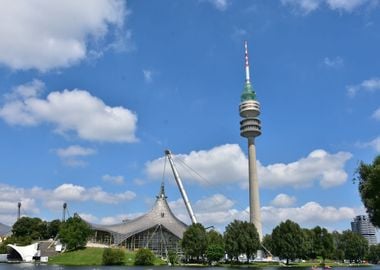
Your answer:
[102,248,125,265]
[134,248,155,265]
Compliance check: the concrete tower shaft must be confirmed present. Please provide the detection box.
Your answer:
[239,41,263,241]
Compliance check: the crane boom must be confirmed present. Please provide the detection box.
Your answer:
[165,149,198,224]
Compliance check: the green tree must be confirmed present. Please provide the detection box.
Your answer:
[301,228,315,260]
[241,221,260,261]
[206,229,225,264]
[271,220,304,265]
[47,219,61,239]
[331,231,344,262]
[181,223,207,262]
[207,229,224,247]
[206,244,225,265]
[367,244,380,264]
[134,248,155,265]
[312,226,333,264]
[59,214,92,251]
[224,220,260,262]
[262,234,274,257]
[356,155,380,227]
[12,217,48,240]
[168,250,178,265]
[340,230,369,262]
[102,248,125,265]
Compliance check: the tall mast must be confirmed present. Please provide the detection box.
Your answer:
[244,41,250,83]
[17,202,21,220]
[165,149,197,224]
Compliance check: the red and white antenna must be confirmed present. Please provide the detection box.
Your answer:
[244,40,251,84]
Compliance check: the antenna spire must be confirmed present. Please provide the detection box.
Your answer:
[244,40,250,83]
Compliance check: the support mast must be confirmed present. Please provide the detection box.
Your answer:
[165,149,197,224]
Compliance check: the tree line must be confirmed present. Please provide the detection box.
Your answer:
[181,219,380,265]
[0,214,92,253]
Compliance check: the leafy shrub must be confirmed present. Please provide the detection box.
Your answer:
[134,248,155,265]
[102,248,125,265]
[168,250,178,265]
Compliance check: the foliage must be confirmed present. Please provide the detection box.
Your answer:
[207,229,224,247]
[134,248,155,265]
[262,234,274,257]
[367,244,380,264]
[102,248,125,265]
[47,219,61,239]
[59,214,92,251]
[206,244,225,264]
[312,226,333,262]
[301,228,315,260]
[181,223,207,261]
[271,219,304,264]
[12,217,48,240]
[339,230,368,262]
[224,220,260,262]
[331,231,344,261]
[167,250,178,265]
[356,155,380,227]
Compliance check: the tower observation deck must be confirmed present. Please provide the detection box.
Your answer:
[239,41,263,241]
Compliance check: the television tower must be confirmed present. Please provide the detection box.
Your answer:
[239,41,263,240]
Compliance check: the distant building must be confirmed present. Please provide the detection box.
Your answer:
[351,215,377,245]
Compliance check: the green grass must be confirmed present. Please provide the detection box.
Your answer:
[48,247,166,266]
[48,247,104,266]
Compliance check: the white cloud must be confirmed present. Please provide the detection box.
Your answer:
[259,149,352,188]
[261,201,357,229]
[271,193,297,207]
[0,183,136,225]
[0,0,128,71]
[0,80,138,143]
[56,145,96,158]
[143,69,153,83]
[204,0,230,11]
[168,193,356,232]
[326,0,368,11]
[372,108,380,120]
[169,194,244,226]
[146,144,247,187]
[145,144,352,189]
[280,0,321,14]
[281,0,377,13]
[361,137,380,152]
[323,56,344,68]
[347,77,380,97]
[102,174,125,185]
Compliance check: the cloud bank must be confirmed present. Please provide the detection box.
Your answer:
[145,144,352,189]
[0,0,127,71]
[0,80,138,143]
[0,183,136,225]
[281,0,376,14]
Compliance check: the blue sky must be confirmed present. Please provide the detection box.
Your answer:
[0,0,379,237]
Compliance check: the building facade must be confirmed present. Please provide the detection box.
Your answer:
[89,184,188,256]
[351,215,377,245]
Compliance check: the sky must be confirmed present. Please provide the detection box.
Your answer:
[0,0,379,238]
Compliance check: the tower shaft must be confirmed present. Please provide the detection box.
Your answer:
[248,138,262,240]
[239,41,263,241]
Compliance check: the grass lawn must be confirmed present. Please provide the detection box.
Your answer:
[48,247,166,266]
